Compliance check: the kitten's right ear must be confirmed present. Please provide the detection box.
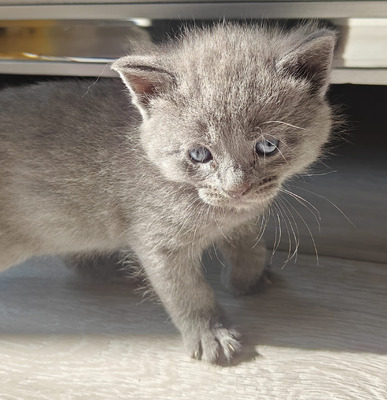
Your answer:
[111,56,175,120]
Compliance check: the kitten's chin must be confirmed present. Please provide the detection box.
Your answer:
[197,187,275,211]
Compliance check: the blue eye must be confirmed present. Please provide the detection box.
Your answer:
[189,146,213,163]
[256,139,279,156]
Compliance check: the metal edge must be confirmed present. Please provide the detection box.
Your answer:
[0,2,386,20]
[332,68,387,85]
[0,61,386,85]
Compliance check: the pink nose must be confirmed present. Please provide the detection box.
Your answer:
[225,183,252,199]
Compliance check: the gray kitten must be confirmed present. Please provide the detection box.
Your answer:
[0,23,335,363]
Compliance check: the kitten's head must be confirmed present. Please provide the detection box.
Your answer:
[112,23,336,210]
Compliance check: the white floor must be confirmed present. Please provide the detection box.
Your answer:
[0,251,385,400]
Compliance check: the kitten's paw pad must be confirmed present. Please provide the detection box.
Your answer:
[188,324,241,363]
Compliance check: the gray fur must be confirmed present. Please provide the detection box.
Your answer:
[0,23,336,363]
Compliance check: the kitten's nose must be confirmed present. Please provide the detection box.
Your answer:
[225,183,252,199]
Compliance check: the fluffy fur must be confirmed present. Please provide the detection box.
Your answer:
[0,23,336,363]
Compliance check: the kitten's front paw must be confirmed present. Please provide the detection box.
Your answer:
[185,323,241,363]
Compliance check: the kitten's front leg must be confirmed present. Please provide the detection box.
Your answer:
[135,246,241,363]
[218,225,268,296]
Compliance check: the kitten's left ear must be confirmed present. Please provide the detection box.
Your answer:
[277,29,336,97]
[112,55,175,120]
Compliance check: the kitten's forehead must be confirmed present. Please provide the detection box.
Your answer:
[177,67,306,144]
[170,31,309,135]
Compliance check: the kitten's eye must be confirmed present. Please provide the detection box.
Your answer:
[256,139,279,156]
[189,146,213,163]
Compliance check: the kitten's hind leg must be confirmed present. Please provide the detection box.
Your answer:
[218,224,268,296]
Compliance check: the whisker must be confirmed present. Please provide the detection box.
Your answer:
[261,120,306,130]
[302,170,338,177]
[212,242,227,268]
[268,205,278,260]
[288,184,356,228]
[274,198,300,266]
[280,188,321,229]
[278,196,301,264]
[261,131,289,164]
[272,200,293,265]
[252,208,270,248]
[215,216,235,248]
[265,132,289,150]
[274,145,288,165]
[280,194,320,266]
[270,209,283,263]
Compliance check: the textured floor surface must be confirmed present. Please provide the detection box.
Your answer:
[0,251,386,400]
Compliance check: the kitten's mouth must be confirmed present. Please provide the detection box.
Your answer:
[198,180,278,209]
[226,177,278,205]
[230,187,276,208]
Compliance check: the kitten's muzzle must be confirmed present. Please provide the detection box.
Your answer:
[223,182,252,199]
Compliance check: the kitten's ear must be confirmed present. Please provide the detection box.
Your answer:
[111,56,175,119]
[277,29,336,97]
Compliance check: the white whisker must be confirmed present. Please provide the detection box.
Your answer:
[272,200,293,264]
[252,209,270,248]
[212,242,227,268]
[265,132,289,150]
[280,188,321,229]
[288,184,356,228]
[302,170,338,177]
[215,216,235,248]
[270,209,283,263]
[280,194,320,266]
[276,196,301,265]
[261,120,306,130]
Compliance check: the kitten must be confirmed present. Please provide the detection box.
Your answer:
[0,23,336,363]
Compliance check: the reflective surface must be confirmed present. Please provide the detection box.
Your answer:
[0,18,386,83]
